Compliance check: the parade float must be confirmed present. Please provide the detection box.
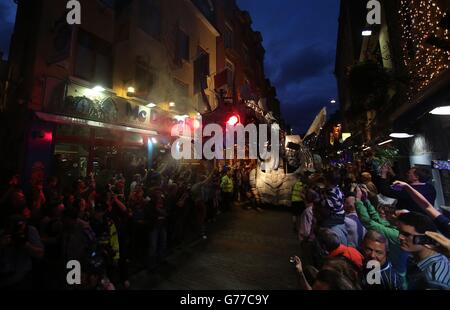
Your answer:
[249,134,314,207]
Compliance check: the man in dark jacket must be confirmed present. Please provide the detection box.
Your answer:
[379,166,436,214]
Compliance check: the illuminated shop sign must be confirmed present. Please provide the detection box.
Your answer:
[50,82,152,129]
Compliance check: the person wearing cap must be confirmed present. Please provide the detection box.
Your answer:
[344,192,367,248]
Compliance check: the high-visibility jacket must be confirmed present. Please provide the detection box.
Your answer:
[221,175,234,193]
[109,222,120,262]
[291,180,304,202]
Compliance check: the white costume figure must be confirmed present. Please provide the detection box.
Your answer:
[250,135,314,207]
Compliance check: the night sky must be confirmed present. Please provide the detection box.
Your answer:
[0,1,15,60]
[237,0,340,134]
[0,0,340,134]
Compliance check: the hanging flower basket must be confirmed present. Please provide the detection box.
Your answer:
[348,61,391,112]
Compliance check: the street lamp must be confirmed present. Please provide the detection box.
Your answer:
[127,87,136,97]
[362,30,372,37]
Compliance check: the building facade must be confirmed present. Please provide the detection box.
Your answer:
[3,0,222,187]
[2,0,281,189]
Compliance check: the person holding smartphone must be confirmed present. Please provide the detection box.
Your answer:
[424,232,450,258]
[396,212,450,290]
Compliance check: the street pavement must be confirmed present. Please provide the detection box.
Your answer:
[131,204,301,290]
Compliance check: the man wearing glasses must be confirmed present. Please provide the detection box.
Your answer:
[397,212,450,290]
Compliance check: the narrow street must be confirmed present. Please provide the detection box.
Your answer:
[2,0,450,299]
[131,206,301,290]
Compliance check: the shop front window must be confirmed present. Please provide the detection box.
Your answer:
[93,145,120,177]
[123,132,144,145]
[54,143,89,191]
[95,127,122,141]
[53,123,150,189]
[122,147,148,178]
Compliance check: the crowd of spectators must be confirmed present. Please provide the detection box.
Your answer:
[290,161,450,290]
[0,157,250,290]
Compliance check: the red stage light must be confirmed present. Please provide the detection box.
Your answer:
[43,132,53,142]
[227,115,239,126]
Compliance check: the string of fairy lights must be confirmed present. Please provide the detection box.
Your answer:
[399,0,450,102]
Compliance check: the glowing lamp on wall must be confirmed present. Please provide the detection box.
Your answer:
[92,86,105,92]
[32,130,53,142]
[127,87,136,97]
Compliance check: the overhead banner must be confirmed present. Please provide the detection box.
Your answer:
[304,107,327,140]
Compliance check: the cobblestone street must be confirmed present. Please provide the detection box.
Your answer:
[131,205,301,290]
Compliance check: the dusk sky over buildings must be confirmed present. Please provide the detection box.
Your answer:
[237,0,340,134]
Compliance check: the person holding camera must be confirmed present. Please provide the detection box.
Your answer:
[396,212,450,290]
[379,165,436,215]
[354,186,409,286]
[393,181,450,239]
[0,215,44,289]
[344,192,366,248]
